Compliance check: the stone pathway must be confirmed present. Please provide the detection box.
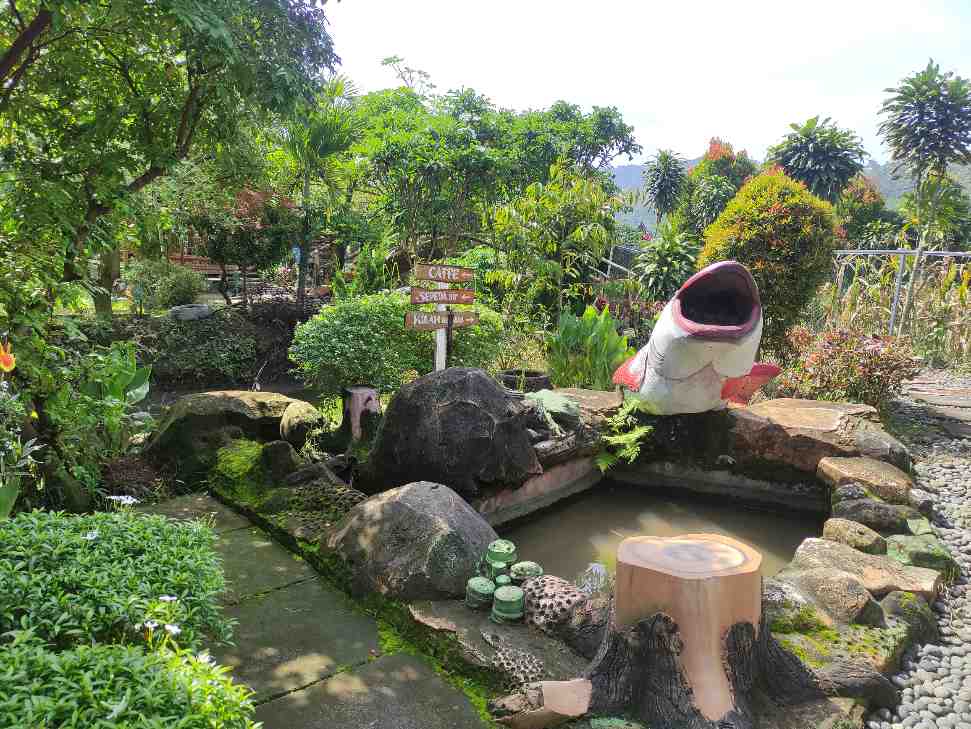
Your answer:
[866,374,971,729]
[141,494,487,729]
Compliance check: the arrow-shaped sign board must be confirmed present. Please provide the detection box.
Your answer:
[413,263,474,283]
[405,311,479,331]
[410,287,476,305]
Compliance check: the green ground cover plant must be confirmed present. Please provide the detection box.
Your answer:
[0,511,231,650]
[0,636,257,729]
[546,305,634,390]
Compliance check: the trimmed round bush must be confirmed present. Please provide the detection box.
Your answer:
[698,169,836,354]
[0,511,230,650]
[289,292,504,395]
[0,639,257,729]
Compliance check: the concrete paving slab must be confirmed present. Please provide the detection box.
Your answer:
[216,526,316,604]
[214,577,378,702]
[138,493,250,533]
[254,653,487,729]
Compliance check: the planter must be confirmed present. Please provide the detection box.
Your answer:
[497,369,551,393]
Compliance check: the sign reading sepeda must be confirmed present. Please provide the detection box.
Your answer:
[413,263,474,283]
[410,287,476,305]
[405,311,480,330]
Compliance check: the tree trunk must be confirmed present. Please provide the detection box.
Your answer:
[0,7,52,87]
[218,263,232,305]
[296,174,311,312]
[492,534,844,729]
[94,248,120,317]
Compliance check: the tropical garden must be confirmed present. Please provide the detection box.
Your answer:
[2,2,971,727]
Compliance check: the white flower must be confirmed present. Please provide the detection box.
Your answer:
[106,495,140,506]
[158,595,178,603]
[164,623,181,636]
[82,530,99,541]
[144,620,159,631]
[196,651,215,666]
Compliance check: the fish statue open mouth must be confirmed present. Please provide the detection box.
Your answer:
[613,260,780,414]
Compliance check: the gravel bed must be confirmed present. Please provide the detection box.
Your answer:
[866,377,971,729]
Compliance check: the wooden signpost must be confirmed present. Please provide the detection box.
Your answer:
[406,263,476,371]
[410,288,475,305]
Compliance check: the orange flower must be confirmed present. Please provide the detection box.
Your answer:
[0,342,15,373]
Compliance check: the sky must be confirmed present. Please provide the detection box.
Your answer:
[325,0,971,165]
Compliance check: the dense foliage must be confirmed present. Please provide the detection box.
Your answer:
[767,116,866,202]
[289,293,504,395]
[122,259,207,311]
[634,220,699,301]
[0,510,231,650]
[1,638,257,729]
[546,306,634,391]
[698,170,836,354]
[774,327,920,408]
[642,150,687,225]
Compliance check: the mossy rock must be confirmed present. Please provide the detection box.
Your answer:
[886,534,958,581]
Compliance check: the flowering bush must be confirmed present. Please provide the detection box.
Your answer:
[698,169,836,356]
[0,637,257,729]
[773,327,920,408]
[0,511,231,650]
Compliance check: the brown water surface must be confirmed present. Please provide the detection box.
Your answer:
[502,481,822,581]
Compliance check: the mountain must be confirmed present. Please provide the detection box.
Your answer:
[612,159,971,226]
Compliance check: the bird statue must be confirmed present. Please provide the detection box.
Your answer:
[613,260,780,414]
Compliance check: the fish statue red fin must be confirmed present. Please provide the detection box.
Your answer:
[612,354,643,390]
[720,362,781,405]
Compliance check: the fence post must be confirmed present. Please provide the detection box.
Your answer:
[888,252,906,336]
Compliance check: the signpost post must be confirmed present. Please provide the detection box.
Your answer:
[406,263,476,371]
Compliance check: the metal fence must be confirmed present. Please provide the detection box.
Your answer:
[832,248,971,335]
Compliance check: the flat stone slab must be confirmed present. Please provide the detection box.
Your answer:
[817,456,913,505]
[409,599,589,682]
[254,653,487,729]
[554,388,622,429]
[138,493,250,533]
[750,694,865,729]
[215,526,316,604]
[214,578,379,702]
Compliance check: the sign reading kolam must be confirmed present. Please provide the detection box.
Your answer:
[405,311,479,330]
[410,287,476,305]
[412,263,474,283]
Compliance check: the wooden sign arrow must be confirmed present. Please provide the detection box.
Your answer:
[405,311,480,330]
[410,287,476,305]
[413,263,474,283]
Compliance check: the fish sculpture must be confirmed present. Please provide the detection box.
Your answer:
[613,260,780,414]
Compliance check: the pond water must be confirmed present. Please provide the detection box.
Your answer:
[501,481,823,580]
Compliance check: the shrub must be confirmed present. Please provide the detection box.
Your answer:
[290,293,505,395]
[0,637,257,729]
[698,169,836,355]
[0,511,231,650]
[634,218,699,301]
[123,259,206,310]
[772,327,920,408]
[547,306,634,391]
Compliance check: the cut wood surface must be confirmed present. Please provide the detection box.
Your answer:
[615,534,762,720]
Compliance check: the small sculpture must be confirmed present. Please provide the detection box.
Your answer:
[613,260,780,414]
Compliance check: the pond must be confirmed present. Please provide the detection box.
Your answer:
[502,481,823,580]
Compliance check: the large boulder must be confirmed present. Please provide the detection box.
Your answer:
[817,456,913,505]
[147,390,300,479]
[358,368,542,497]
[730,399,910,473]
[886,534,959,580]
[328,481,499,600]
[280,400,324,449]
[788,538,941,601]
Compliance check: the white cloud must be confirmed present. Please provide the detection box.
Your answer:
[327,0,971,162]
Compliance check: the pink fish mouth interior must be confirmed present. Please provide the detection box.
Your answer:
[672,261,761,340]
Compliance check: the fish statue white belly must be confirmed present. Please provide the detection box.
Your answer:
[613,261,780,415]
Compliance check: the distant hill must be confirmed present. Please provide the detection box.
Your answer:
[612,159,971,226]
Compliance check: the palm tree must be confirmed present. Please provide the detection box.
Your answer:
[282,76,362,308]
[879,60,971,334]
[642,150,686,227]
[767,116,865,202]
